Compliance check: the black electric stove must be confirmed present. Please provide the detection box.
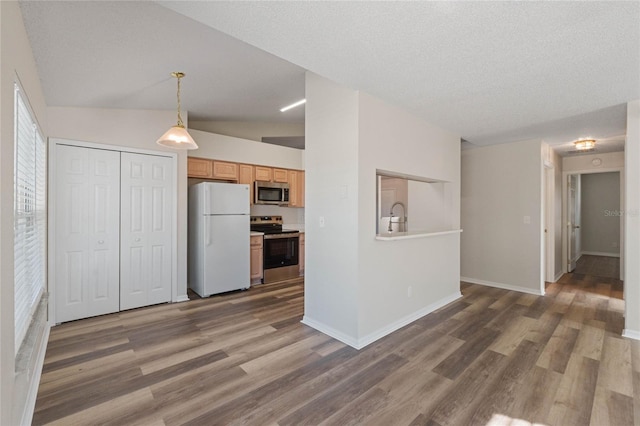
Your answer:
[250,216,299,236]
[250,216,300,283]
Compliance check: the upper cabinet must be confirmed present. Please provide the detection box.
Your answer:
[238,164,254,204]
[187,157,213,178]
[288,170,305,207]
[188,157,304,208]
[212,161,238,180]
[187,158,239,181]
[273,168,288,183]
[255,166,272,182]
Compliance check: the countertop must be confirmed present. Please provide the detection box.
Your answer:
[375,229,462,241]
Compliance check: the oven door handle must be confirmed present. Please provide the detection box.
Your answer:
[263,233,300,240]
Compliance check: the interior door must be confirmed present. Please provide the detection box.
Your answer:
[568,174,581,272]
[120,152,173,310]
[55,145,120,322]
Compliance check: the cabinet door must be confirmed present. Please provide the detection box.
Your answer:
[212,161,238,180]
[250,235,263,282]
[288,170,305,207]
[239,164,255,205]
[288,170,299,207]
[187,157,213,178]
[298,171,305,208]
[120,153,173,310]
[55,145,120,323]
[255,166,272,182]
[273,168,288,183]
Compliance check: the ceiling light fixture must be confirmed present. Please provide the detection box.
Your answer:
[280,98,306,112]
[574,139,596,150]
[157,72,198,150]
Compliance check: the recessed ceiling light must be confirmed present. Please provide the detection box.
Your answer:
[280,99,306,112]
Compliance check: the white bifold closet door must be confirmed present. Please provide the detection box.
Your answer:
[55,145,121,323]
[120,152,173,310]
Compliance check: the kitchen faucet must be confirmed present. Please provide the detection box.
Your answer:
[388,201,407,232]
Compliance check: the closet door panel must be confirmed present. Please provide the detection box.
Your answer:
[55,145,120,322]
[120,153,173,310]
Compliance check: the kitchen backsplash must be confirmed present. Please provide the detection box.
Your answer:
[250,204,304,226]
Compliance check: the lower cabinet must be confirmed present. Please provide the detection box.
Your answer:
[250,235,263,284]
[299,232,305,276]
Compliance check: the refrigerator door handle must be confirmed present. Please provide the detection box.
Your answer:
[205,217,211,247]
[205,184,211,211]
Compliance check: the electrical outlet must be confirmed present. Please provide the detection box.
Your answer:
[319,216,325,228]
[407,286,413,298]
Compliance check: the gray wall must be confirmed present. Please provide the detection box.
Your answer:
[580,172,621,256]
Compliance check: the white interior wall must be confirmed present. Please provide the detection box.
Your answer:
[302,72,360,344]
[407,181,450,233]
[563,151,624,172]
[624,99,640,339]
[357,92,461,342]
[47,107,188,300]
[304,73,461,348]
[189,129,304,170]
[189,120,304,143]
[461,140,544,294]
[580,172,621,256]
[1,2,49,424]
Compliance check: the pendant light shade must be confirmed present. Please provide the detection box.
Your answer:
[157,72,198,150]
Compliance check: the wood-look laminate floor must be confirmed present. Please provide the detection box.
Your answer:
[34,274,638,426]
[574,254,620,280]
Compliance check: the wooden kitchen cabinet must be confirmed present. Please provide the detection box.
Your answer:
[212,161,238,180]
[297,171,305,207]
[288,170,305,207]
[187,157,213,178]
[299,232,305,276]
[255,166,272,182]
[273,168,288,183]
[250,235,263,284]
[238,164,254,204]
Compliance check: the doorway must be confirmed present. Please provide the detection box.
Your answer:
[563,170,623,279]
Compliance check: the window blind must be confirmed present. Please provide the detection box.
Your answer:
[14,82,46,352]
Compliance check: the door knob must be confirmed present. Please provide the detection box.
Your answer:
[98,240,104,244]
[135,237,141,242]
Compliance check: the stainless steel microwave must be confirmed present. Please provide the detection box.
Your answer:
[255,181,289,205]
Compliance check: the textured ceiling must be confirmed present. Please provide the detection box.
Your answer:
[20,1,640,151]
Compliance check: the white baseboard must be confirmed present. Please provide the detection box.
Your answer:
[553,271,564,282]
[461,277,544,296]
[622,329,640,341]
[300,317,359,349]
[175,294,190,303]
[581,251,620,258]
[355,291,462,349]
[302,291,462,350]
[21,323,50,426]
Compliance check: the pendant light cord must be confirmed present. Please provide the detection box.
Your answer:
[176,75,184,128]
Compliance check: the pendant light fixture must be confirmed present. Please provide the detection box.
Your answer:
[156,72,198,150]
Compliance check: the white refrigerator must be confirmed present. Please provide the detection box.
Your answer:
[188,182,250,297]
